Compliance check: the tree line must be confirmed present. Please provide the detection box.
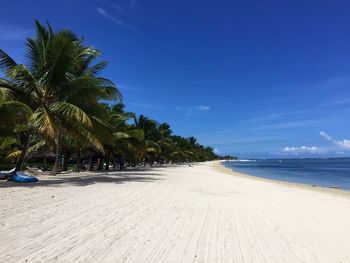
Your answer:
[0,21,219,179]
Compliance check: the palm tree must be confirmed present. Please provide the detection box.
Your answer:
[0,20,121,176]
[0,76,34,175]
[1,20,219,177]
[107,104,145,168]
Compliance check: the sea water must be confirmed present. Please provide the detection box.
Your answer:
[224,158,350,191]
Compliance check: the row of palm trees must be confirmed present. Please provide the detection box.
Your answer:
[0,21,218,179]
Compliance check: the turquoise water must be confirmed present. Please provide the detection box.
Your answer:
[224,158,350,191]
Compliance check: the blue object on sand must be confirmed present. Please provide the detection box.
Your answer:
[13,172,39,183]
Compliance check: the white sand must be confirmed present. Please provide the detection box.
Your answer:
[1,161,350,263]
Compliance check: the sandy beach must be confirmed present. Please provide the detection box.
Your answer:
[1,161,350,263]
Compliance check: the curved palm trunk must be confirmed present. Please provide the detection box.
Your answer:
[52,131,61,175]
[9,134,31,180]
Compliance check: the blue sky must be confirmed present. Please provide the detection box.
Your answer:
[1,0,350,158]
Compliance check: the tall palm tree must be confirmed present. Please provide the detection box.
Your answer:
[0,20,121,176]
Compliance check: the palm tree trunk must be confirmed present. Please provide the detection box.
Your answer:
[75,150,81,172]
[52,131,61,175]
[112,154,116,170]
[104,152,110,171]
[88,152,94,171]
[10,134,31,180]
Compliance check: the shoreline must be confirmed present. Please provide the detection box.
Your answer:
[215,160,350,197]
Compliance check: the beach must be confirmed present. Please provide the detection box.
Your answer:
[1,161,350,262]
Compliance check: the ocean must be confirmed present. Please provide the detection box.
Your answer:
[224,158,350,191]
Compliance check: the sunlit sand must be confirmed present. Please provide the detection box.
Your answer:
[1,162,349,262]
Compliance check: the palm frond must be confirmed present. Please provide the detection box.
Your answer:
[0,137,18,149]
[30,107,57,139]
[146,140,161,154]
[0,87,13,102]
[85,61,108,76]
[0,49,17,70]
[50,102,92,127]
[5,149,21,161]
[27,139,46,154]
[114,132,130,139]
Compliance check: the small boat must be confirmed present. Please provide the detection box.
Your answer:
[13,172,39,183]
[0,168,16,180]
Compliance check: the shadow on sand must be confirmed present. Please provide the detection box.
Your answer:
[0,169,164,188]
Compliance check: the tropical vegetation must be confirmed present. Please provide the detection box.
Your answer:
[0,20,218,179]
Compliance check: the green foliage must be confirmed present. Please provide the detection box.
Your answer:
[0,20,218,171]
[0,137,20,165]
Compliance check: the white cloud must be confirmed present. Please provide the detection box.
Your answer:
[96,7,135,30]
[213,148,221,155]
[281,131,350,156]
[319,131,332,141]
[176,105,211,116]
[282,146,323,154]
[195,105,210,111]
[320,131,350,149]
